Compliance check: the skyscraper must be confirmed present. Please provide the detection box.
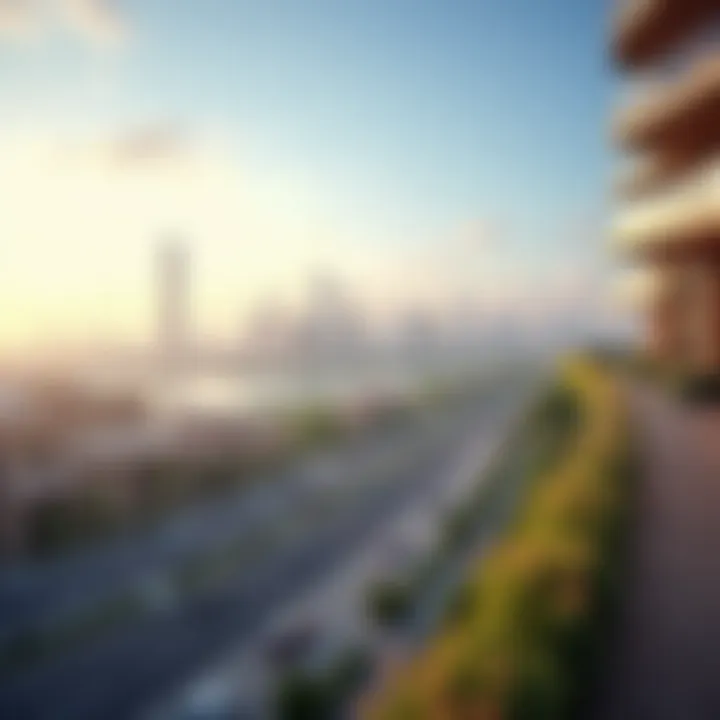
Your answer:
[613,1,720,377]
[157,239,190,371]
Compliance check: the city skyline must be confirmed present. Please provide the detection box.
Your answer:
[0,237,628,368]
[0,0,618,355]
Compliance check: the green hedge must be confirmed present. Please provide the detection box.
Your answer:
[367,358,634,720]
[275,647,372,720]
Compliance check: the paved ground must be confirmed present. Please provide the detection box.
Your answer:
[595,384,720,720]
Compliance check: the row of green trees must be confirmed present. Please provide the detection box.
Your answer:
[24,455,267,556]
[367,358,634,719]
[23,376,498,558]
[22,401,394,557]
[364,371,587,631]
[274,647,373,720]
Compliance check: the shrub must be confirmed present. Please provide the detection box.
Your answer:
[275,672,329,720]
[367,357,633,720]
[366,580,414,626]
[274,647,372,720]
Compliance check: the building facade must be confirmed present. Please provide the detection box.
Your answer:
[613,0,720,375]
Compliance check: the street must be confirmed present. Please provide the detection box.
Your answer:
[0,381,534,720]
[0,404,463,639]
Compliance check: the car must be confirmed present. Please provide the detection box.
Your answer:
[264,620,321,669]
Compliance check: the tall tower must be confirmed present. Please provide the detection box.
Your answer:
[157,239,189,372]
[612,1,720,378]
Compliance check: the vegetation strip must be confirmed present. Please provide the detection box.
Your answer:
[366,357,634,720]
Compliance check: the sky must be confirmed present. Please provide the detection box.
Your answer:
[0,0,622,353]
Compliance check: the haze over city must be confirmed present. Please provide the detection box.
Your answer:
[0,0,628,362]
[7,2,719,720]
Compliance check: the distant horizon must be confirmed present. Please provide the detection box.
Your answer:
[0,0,622,353]
[0,259,630,367]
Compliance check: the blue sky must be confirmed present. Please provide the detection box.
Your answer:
[126,0,615,244]
[0,0,619,347]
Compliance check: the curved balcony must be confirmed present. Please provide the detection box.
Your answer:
[613,159,720,257]
[615,156,666,199]
[615,135,720,198]
[614,53,720,152]
[612,267,659,311]
[613,0,718,69]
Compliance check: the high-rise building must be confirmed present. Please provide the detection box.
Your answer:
[613,1,720,376]
[295,273,366,360]
[157,239,190,371]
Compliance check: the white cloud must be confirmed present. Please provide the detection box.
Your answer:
[60,0,125,46]
[0,0,126,46]
[110,125,187,164]
[453,218,502,252]
[0,0,37,38]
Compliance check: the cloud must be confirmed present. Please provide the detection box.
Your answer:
[0,0,37,38]
[0,0,127,46]
[60,0,125,46]
[110,125,188,165]
[453,218,502,251]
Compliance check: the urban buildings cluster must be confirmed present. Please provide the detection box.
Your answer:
[155,240,524,374]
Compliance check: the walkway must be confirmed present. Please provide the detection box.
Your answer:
[595,383,720,719]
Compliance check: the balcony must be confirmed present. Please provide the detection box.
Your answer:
[613,0,718,69]
[613,158,720,255]
[612,266,660,311]
[614,53,720,152]
[615,134,720,198]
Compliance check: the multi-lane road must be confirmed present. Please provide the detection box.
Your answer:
[0,378,536,720]
[0,405,464,639]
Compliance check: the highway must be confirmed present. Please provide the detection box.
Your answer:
[147,388,532,720]
[0,381,534,720]
[0,406,459,640]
